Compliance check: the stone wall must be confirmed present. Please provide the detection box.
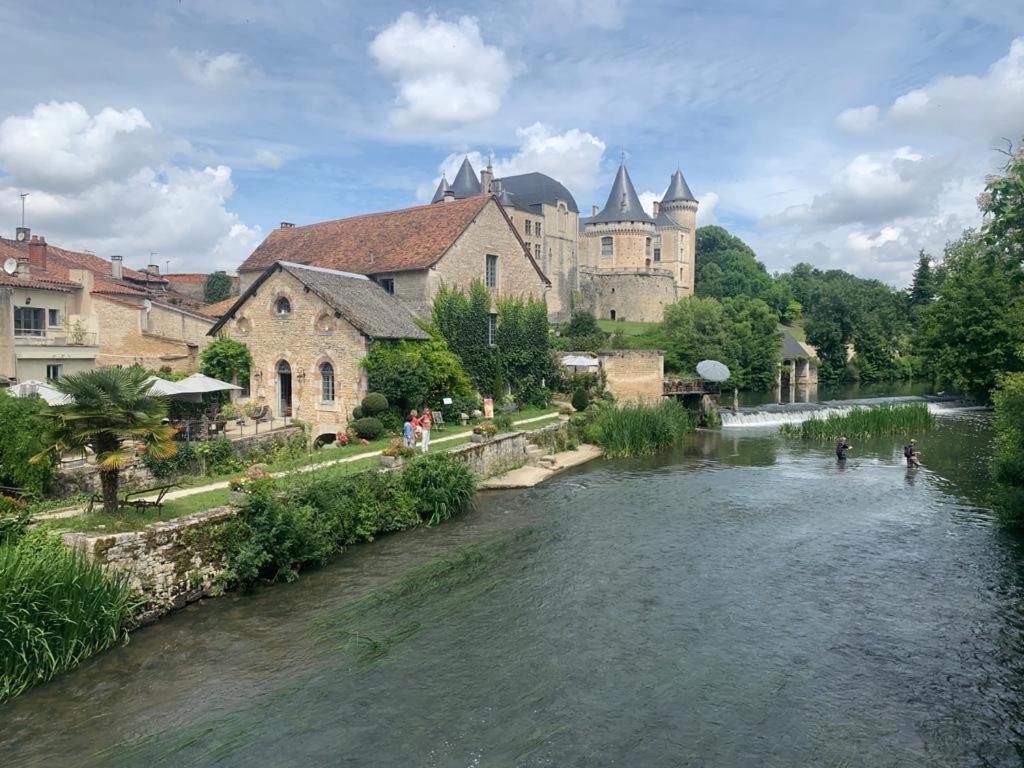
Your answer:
[599,349,665,403]
[63,507,234,622]
[577,269,678,323]
[93,295,212,372]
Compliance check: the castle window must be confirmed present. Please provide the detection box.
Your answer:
[485,254,498,288]
[646,237,652,257]
[534,244,541,263]
[654,248,661,262]
[536,221,542,237]
[320,362,335,402]
[525,220,532,236]
[275,297,291,316]
[601,237,613,257]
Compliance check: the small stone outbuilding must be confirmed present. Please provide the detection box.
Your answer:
[209,261,428,442]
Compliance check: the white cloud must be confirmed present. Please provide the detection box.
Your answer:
[696,191,719,226]
[543,0,628,30]
[171,49,256,87]
[839,37,1024,141]
[421,123,606,201]
[370,12,513,129]
[253,148,284,169]
[835,105,879,133]
[847,225,904,252]
[0,102,260,272]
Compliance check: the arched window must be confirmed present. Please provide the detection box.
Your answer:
[275,296,291,316]
[601,237,613,257]
[320,362,335,402]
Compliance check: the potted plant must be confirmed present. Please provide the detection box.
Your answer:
[471,421,498,443]
[380,438,416,467]
[227,477,247,504]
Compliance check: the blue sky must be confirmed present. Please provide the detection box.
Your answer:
[0,1,1022,285]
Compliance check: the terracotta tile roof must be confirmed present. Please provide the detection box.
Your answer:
[197,296,238,319]
[0,237,158,297]
[164,273,211,283]
[0,239,76,291]
[239,196,493,275]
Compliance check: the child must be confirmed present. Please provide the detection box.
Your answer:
[403,416,415,449]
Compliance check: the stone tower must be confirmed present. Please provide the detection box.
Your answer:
[583,162,657,271]
[655,169,699,295]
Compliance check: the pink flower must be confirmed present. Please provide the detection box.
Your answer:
[360,438,369,445]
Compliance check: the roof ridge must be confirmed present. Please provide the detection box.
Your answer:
[277,194,489,233]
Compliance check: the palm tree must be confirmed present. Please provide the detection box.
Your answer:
[33,367,177,514]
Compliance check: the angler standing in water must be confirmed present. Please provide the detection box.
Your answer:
[904,438,921,467]
[836,436,852,462]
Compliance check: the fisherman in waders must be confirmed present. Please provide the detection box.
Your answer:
[836,436,852,462]
[904,438,921,467]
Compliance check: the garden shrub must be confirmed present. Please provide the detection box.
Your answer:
[0,495,31,544]
[352,417,385,440]
[0,391,56,496]
[143,441,198,478]
[361,393,389,416]
[292,469,418,545]
[571,387,590,412]
[401,452,476,525]
[493,413,514,432]
[352,406,364,421]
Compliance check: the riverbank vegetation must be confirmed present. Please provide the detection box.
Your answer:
[0,530,139,703]
[992,373,1024,526]
[779,403,935,440]
[584,401,693,458]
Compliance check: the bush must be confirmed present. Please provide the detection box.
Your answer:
[0,496,30,544]
[351,406,364,420]
[143,441,198,478]
[361,392,389,416]
[993,373,1024,525]
[493,413,514,432]
[352,417,385,440]
[1,531,139,703]
[587,400,693,458]
[472,420,498,437]
[571,387,590,412]
[401,452,476,525]
[0,391,56,496]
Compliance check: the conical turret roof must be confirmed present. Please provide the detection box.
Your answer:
[591,163,654,224]
[430,174,450,203]
[449,157,482,198]
[661,168,697,204]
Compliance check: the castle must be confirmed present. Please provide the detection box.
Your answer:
[432,158,698,323]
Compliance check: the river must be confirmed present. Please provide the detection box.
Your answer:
[3,406,1024,767]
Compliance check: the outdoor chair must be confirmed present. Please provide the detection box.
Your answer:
[431,410,446,431]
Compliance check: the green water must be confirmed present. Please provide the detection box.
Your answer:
[3,408,1023,767]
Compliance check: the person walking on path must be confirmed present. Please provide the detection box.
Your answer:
[420,409,432,452]
[410,410,421,448]
[403,415,415,449]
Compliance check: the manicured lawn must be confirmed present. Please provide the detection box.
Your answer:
[597,319,658,336]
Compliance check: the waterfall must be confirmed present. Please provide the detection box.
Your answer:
[720,396,983,429]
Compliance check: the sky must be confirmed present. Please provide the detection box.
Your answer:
[0,1,1022,286]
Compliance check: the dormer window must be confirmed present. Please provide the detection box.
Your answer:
[275,297,291,316]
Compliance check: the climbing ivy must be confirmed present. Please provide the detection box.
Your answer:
[432,281,499,396]
[496,295,552,406]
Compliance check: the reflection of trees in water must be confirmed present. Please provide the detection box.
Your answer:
[682,430,778,467]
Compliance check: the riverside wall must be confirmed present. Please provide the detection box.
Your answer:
[63,422,565,619]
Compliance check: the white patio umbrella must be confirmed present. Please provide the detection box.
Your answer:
[144,376,203,402]
[179,373,241,393]
[6,379,72,406]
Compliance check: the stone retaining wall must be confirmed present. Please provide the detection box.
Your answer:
[64,420,566,620]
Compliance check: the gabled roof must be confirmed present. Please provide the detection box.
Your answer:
[0,237,159,297]
[781,332,816,360]
[197,296,238,319]
[238,195,549,286]
[661,169,697,204]
[209,261,429,340]
[494,172,579,214]
[590,164,654,225]
[449,157,482,198]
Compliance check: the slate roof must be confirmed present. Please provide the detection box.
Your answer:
[590,164,654,225]
[449,157,482,198]
[210,261,429,340]
[661,169,697,204]
[781,332,816,360]
[493,172,579,213]
[430,174,451,203]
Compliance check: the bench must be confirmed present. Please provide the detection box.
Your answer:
[431,410,446,431]
[86,484,178,514]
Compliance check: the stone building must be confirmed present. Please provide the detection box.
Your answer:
[432,158,579,321]
[163,272,239,302]
[209,261,428,441]
[0,233,214,380]
[430,157,698,324]
[238,194,549,324]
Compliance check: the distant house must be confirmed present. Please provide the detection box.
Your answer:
[164,271,239,302]
[780,332,818,393]
[237,195,550,321]
[0,233,214,382]
[209,261,429,441]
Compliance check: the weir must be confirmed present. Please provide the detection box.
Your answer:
[720,395,979,428]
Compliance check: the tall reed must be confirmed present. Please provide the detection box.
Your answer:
[779,403,935,440]
[0,534,140,703]
[586,400,693,458]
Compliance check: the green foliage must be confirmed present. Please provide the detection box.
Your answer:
[586,400,693,458]
[0,391,56,495]
[401,452,476,525]
[907,250,937,314]
[203,271,232,303]
[978,143,1024,257]
[351,417,385,440]
[495,295,552,406]
[35,367,177,514]
[363,330,476,421]
[493,413,514,432]
[557,309,606,352]
[433,281,498,394]
[914,231,1024,398]
[199,337,252,388]
[352,406,364,420]
[0,495,30,544]
[992,373,1024,525]
[571,387,590,411]
[778,403,934,440]
[361,392,389,416]
[0,531,139,703]
[695,226,774,303]
[292,469,418,545]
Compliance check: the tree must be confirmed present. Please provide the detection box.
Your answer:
[908,250,936,312]
[0,391,56,495]
[34,367,177,514]
[432,282,498,396]
[979,141,1024,258]
[496,296,552,405]
[695,226,774,303]
[200,337,253,387]
[203,271,232,303]
[992,372,1024,524]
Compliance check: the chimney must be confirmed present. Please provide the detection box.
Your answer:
[280,221,295,229]
[652,201,660,217]
[443,187,455,203]
[16,256,31,280]
[111,255,123,281]
[147,263,160,276]
[28,235,47,271]
[481,163,494,194]
[592,205,599,216]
